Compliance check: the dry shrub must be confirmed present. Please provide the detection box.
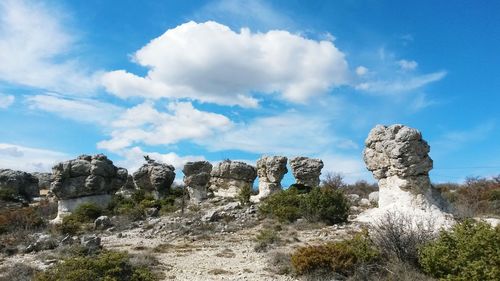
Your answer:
[266,251,293,275]
[291,230,379,276]
[437,175,500,217]
[371,212,436,266]
[0,263,38,281]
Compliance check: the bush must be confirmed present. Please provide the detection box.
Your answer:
[35,250,158,281]
[301,188,350,225]
[0,207,45,234]
[371,212,436,266]
[254,228,281,252]
[238,184,252,205]
[259,187,349,224]
[0,263,38,281]
[291,231,379,276]
[419,220,500,281]
[72,203,104,222]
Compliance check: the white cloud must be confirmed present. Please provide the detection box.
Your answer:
[398,59,418,71]
[355,71,446,94]
[0,0,99,94]
[113,146,205,175]
[0,93,14,108]
[0,143,69,172]
[26,94,123,125]
[102,21,349,107]
[98,101,233,151]
[355,66,368,76]
[201,108,358,156]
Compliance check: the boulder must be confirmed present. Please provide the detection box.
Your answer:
[25,234,58,253]
[289,157,324,188]
[368,191,379,204]
[80,235,101,252]
[183,161,212,203]
[94,215,112,230]
[357,124,453,229]
[50,154,127,223]
[133,159,175,199]
[0,169,39,201]
[209,160,257,198]
[253,156,287,200]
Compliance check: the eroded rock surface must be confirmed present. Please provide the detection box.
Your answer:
[289,157,324,188]
[32,172,52,190]
[133,159,175,198]
[50,154,127,223]
[358,124,453,228]
[254,156,287,200]
[0,169,39,201]
[209,160,257,197]
[183,161,212,203]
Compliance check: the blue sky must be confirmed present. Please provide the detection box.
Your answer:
[0,0,499,185]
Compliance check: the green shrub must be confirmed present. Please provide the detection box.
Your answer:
[254,228,281,252]
[419,220,500,281]
[59,215,83,235]
[291,231,379,276]
[301,188,350,225]
[0,187,20,202]
[72,203,104,222]
[238,184,252,205]
[35,250,158,281]
[259,187,349,224]
[259,187,302,222]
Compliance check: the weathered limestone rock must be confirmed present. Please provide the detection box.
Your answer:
[50,154,127,223]
[253,156,287,200]
[289,157,324,188]
[183,161,212,203]
[209,160,257,198]
[32,172,52,190]
[357,124,453,228]
[0,169,39,201]
[133,159,175,199]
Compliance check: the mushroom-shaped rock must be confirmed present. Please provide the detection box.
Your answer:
[0,169,39,201]
[209,160,257,198]
[289,157,324,188]
[183,161,212,203]
[32,172,52,191]
[50,154,127,223]
[254,156,287,200]
[132,159,175,199]
[357,124,453,229]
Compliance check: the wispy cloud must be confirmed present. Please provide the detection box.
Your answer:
[195,0,294,31]
[355,71,446,95]
[0,0,100,95]
[0,93,14,108]
[0,143,69,172]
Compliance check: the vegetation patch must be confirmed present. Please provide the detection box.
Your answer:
[259,187,349,224]
[419,219,500,281]
[291,230,380,276]
[35,250,159,281]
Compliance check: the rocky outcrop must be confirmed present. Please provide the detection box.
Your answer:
[209,160,257,197]
[253,156,287,200]
[50,154,127,223]
[0,169,39,201]
[183,161,212,203]
[32,172,52,190]
[133,159,175,198]
[357,124,453,228]
[289,157,324,188]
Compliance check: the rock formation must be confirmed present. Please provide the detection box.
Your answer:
[289,157,324,188]
[357,124,453,228]
[253,156,287,200]
[133,159,175,198]
[183,161,212,203]
[0,169,39,201]
[50,154,127,223]
[209,160,257,197]
[32,172,52,190]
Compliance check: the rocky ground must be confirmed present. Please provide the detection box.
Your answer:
[0,197,367,281]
